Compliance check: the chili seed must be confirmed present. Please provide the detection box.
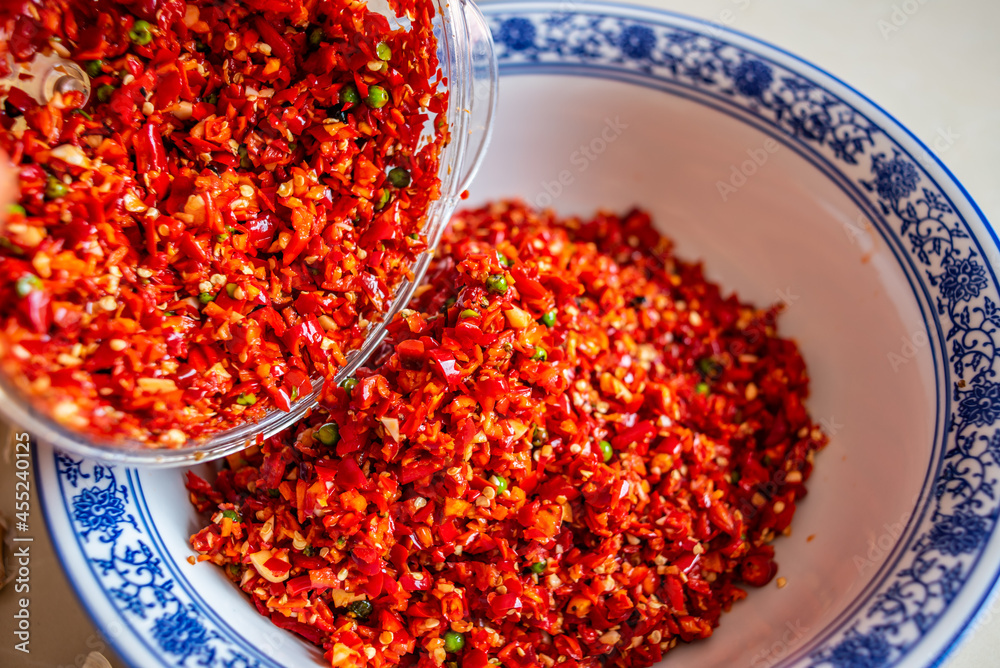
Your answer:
[443,631,465,653]
[15,274,42,297]
[487,275,508,294]
[339,83,360,106]
[366,85,389,108]
[387,167,410,188]
[540,309,557,327]
[599,440,614,462]
[375,41,392,60]
[316,422,340,445]
[85,60,104,78]
[531,347,547,362]
[45,175,69,199]
[347,599,373,620]
[129,20,154,46]
[235,393,257,406]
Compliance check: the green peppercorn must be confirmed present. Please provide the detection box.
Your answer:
[339,83,360,106]
[341,378,358,394]
[316,422,340,446]
[96,84,115,103]
[459,309,479,319]
[531,347,547,362]
[490,474,507,496]
[387,167,410,188]
[205,92,219,106]
[8,204,26,217]
[45,175,69,199]
[375,41,392,60]
[238,145,252,170]
[267,488,280,498]
[366,85,389,108]
[15,274,41,298]
[375,188,391,210]
[444,296,457,308]
[599,440,614,462]
[531,560,547,574]
[0,238,22,255]
[486,274,508,294]
[198,292,215,304]
[221,509,240,521]
[532,427,548,447]
[129,20,154,46]
[443,631,465,653]
[540,309,557,327]
[308,27,324,48]
[226,283,238,298]
[497,252,513,267]
[302,545,316,556]
[85,60,104,78]
[697,357,724,380]
[347,599,373,620]
[695,382,710,395]
[291,387,299,401]
[236,393,257,406]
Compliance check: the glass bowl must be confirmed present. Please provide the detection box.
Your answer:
[0,0,498,466]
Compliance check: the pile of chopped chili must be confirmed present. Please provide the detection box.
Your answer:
[0,0,447,445]
[188,201,827,667]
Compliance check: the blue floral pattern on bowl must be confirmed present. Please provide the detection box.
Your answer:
[54,453,265,668]
[40,3,1000,668]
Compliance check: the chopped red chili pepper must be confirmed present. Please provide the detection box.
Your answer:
[0,0,447,446]
[188,201,827,667]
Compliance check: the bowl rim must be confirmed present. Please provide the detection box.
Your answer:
[38,2,1000,667]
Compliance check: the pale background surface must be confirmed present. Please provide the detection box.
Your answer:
[0,0,997,666]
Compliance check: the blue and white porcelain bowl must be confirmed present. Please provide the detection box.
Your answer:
[38,2,1000,667]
